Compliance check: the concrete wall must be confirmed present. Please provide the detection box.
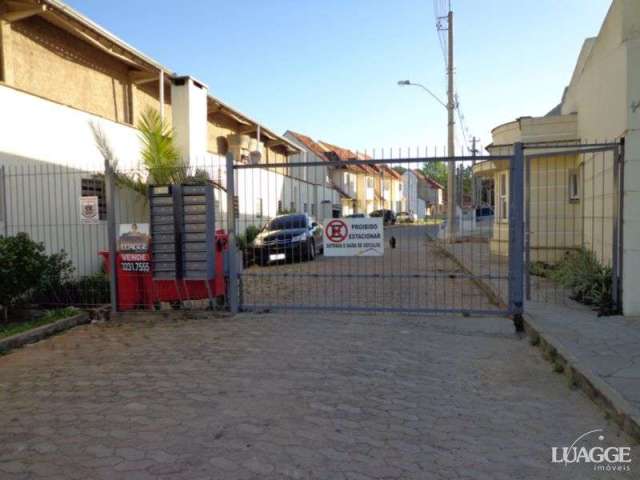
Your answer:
[0,83,142,171]
[559,0,639,314]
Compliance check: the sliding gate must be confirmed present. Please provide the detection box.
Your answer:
[224,146,525,323]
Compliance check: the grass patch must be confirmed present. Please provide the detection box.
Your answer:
[0,307,79,339]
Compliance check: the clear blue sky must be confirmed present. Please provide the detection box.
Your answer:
[67,0,611,154]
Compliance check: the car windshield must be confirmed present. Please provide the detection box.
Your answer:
[266,215,307,230]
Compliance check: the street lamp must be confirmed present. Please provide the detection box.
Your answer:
[398,79,457,239]
[397,80,448,110]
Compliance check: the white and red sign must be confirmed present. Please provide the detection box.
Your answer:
[324,217,384,257]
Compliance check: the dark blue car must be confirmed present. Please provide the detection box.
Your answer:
[251,214,323,266]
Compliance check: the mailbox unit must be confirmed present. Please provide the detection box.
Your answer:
[149,184,216,281]
[180,185,216,280]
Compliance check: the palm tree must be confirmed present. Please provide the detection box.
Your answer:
[91,107,195,196]
[136,108,185,185]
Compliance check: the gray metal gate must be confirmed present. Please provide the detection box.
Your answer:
[523,142,624,313]
[224,145,526,325]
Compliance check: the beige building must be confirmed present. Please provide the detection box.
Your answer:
[475,0,640,315]
[0,0,303,274]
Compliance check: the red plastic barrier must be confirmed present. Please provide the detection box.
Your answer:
[99,229,228,311]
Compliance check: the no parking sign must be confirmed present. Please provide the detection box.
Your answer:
[324,218,384,256]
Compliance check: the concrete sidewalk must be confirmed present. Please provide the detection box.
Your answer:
[525,302,640,441]
[440,237,640,441]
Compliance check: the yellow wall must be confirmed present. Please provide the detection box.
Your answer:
[7,16,169,126]
[485,154,585,264]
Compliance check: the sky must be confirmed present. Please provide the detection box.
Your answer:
[66,0,612,154]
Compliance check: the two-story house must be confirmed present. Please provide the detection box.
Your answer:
[413,169,445,216]
[0,0,301,274]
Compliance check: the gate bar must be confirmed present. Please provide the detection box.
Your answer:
[105,159,118,313]
[612,142,623,312]
[232,155,512,170]
[225,152,239,314]
[508,142,525,332]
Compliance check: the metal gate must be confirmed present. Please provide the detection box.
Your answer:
[224,146,526,322]
[523,142,623,313]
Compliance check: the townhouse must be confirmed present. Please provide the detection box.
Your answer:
[0,0,303,274]
[413,169,445,216]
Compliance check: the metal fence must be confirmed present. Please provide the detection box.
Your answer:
[523,142,623,312]
[0,161,111,307]
[227,148,524,320]
[0,140,622,319]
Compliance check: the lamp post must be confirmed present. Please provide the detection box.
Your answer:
[398,79,456,237]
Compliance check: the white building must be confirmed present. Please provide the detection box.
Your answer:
[402,170,427,218]
[0,0,304,276]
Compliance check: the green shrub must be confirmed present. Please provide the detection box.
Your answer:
[529,261,554,278]
[0,233,49,318]
[30,272,110,307]
[236,225,261,251]
[550,248,613,315]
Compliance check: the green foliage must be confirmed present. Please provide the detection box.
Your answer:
[0,307,78,340]
[30,272,110,307]
[236,225,261,251]
[422,161,448,187]
[91,108,187,198]
[137,108,185,185]
[277,207,296,215]
[550,248,613,315]
[529,261,554,278]
[0,233,49,313]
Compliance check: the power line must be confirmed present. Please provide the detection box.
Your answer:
[433,0,473,154]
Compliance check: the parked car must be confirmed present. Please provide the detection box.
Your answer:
[345,213,366,218]
[369,209,396,225]
[396,211,417,223]
[251,214,323,266]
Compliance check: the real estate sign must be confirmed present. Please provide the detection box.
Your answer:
[324,217,384,256]
[118,223,151,273]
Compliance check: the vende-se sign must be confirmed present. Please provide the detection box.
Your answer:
[324,217,384,256]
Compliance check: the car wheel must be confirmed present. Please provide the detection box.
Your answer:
[255,250,268,266]
[306,239,316,261]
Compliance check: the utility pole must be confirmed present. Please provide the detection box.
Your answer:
[470,136,479,207]
[445,8,456,239]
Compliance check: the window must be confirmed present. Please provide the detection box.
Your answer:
[290,201,295,212]
[303,203,308,213]
[499,173,508,220]
[81,177,106,220]
[278,200,283,214]
[256,198,263,218]
[366,177,374,188]
[311,203,317,217]
[568,169,580,201]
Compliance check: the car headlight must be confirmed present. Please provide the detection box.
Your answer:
[291,233,307,242]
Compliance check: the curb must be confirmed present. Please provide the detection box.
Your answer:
[0,312,90,354]
[523,313,640,442]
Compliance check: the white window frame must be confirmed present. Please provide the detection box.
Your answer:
[499,173,508,221]
[568,169,580,202]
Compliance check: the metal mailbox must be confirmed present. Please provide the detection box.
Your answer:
[149,185,182,279]
[180,185,216,280]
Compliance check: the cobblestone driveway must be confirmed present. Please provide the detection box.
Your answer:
[0,313,637,479]
[242,225,501,312]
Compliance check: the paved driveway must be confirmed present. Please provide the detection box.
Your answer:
[0,313,637,479]
[242,224,500,312]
